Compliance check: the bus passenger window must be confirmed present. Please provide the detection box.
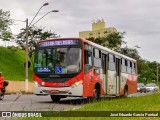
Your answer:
[108,54,115,71]
[93,48,101,68]
[127,60,131,74]
[132,62,136,74]
[121,58,127,73]
[84,44,93,73]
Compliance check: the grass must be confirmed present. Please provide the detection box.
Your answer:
[78,93,160,111]
[0,46,33,81]
[11,93,160,120]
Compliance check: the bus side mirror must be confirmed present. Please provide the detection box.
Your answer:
[24,61,31,68]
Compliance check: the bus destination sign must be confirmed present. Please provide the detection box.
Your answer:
[38,40,79,47]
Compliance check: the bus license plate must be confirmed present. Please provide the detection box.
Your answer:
[51,90,59,93]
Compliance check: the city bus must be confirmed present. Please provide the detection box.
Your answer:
[33,38,137,102]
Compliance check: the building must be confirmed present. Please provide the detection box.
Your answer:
[79,19,117,39]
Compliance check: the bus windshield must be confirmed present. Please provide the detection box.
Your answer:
[34,47,82,74]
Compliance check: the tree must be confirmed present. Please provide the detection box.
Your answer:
[137,60,157,83]
[16,26,60,51]
[120,46,140,60]
[87,32,126,51]
[103,32,126,51]
[0,9,13,45]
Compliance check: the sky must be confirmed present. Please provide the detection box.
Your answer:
[0,0,160,62]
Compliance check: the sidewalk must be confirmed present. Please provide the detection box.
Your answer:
[6,80,33,94]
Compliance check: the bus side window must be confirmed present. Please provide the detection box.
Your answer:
[121,58,127,73]
[93,48,101,68]
[132,62,136,74]
[127,60,131,74]
[108,54,115,71]
[84,43,93,73]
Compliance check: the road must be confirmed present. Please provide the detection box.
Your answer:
[0,94,84,111]
[0,92,155,111]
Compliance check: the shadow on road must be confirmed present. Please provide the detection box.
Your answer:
[37,96,123,105]
[38,98,88,105]
[36,92,154,105]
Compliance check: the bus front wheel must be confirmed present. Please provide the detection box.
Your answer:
[0,94,4,100]
[50,95,61,102]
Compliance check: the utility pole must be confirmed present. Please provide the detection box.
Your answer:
[25,18,29,92]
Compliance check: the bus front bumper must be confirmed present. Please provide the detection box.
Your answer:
[33,82,83,96]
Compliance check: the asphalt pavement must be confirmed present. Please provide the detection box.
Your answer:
[0,92,156,111]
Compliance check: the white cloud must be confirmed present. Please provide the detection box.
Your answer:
[1,0,160,61]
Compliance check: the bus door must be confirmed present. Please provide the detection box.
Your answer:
[102,53,107,94]
[116,58,121,95]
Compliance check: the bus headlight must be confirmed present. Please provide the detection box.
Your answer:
[34,81,41,87]
[71,81,83,88]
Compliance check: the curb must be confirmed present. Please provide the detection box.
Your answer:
[5,92,34,95]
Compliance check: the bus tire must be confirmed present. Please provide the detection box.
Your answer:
[50,95,61,102]
[93,89,100,100]
[93,84,100,101]
[123,86,128,97]
[0,94,4,100]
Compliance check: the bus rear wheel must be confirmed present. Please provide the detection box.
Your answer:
[93,87,100,101]
[123,87,128,97]
[50,95,61,102]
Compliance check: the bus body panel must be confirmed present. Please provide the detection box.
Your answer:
[107,70,117,94]
[83,68,104,97]
[120,73,137,95]
[126,74,137,94]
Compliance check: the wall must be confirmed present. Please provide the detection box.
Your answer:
[6,81,33,94]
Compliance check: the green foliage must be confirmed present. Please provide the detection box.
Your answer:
[120,46,140,60]
[0,46,33,81]
[138,60,159,83]
[0,9,12,31]
[0,9,13,41]
[16,26,60,51]
[1,30,12,41]
[87,32,126,51]
[78,93,160,111]
[13,93,160,120]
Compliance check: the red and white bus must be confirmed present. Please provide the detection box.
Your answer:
[33,38,137,102]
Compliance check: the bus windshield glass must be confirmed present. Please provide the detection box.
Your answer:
[34,47,82,74]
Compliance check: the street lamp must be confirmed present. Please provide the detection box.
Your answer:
[134,45,141,49]
[32,10,59,26]
[29,2,49,27]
